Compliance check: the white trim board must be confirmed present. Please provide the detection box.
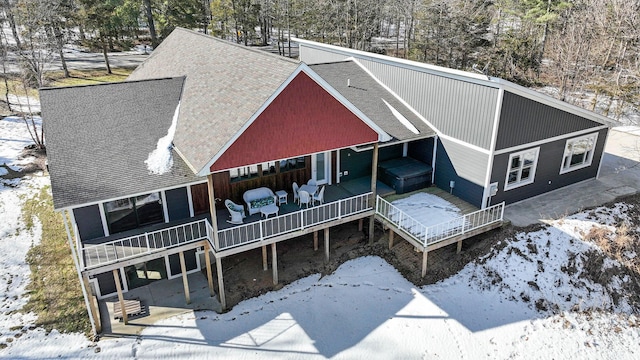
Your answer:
[57,180,208,212]
[493,126,608,156]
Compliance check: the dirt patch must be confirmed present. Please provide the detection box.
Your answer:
[214,219,533,310]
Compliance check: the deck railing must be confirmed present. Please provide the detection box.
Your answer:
[82,193,373,268]
[376,196,504,247]
[82,219,209,269]
[215,192,372,251]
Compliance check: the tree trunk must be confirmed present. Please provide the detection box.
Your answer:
[101,36,112,74]
[52,26,69,78]
[143,0,158,47]
[2,0,21,49]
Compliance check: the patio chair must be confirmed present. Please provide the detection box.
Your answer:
[292,182,300,204]
[313,186,325,206]
[307,179,317,186]
[225,199,246,224]
[298,190,311,209]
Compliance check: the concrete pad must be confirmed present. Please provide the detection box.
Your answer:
[99,271,221,336]
[505,128,640,227]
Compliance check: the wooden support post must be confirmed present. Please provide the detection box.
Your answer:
[369,143,379,244]
[82,275,101,333]
[358,218,363,232]
[113,269,128,325]
[271,243,278,285]
[216,258,226,310]
[204,243,215,297]
[324,227,330,262]
[262,245,268,271]
[313,231,318,251]
[421,250,428,278]
[179,251,191,304]
[207,174,220,249]
[388,229,395,250]
[456,240,463,254]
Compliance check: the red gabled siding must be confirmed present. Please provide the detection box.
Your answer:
[210,71,378,172]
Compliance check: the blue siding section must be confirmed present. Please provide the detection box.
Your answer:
[73,205,104,241]
[339,144,403,181]
[490,128,608,205]
[434,139,485,207]
[166,187,190,221]
[408,138,434,164]
[169,249,198,276]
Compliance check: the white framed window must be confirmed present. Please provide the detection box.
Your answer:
[505,147,539,191]
[560,133,598,174]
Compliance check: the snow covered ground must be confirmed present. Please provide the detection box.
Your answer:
[1,117,639,359]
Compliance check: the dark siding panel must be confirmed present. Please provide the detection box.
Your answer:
[497,92,605,150]
[73,205,104,241]
[339,145,403,182]
[408,138,434,164]
[95,271,122,296]
[490,128,608,205]
[165,187,190,221]
[434,140,484,207]
[169,249,198,276]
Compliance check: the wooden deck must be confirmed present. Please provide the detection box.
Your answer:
[382,186,479,215]
[377,187,504,277]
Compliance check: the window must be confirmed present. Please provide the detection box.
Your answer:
[560,133,598,174]
[229,157,305,182]
[104,192,164,234]
[230,164,259,182]
[505,147,539,191]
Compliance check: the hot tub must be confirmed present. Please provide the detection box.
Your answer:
[378,157,433,194]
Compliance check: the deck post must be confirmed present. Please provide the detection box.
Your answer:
[216,257,227,310]
[262,245,268,270]
[204,243,215,297]
[388,229,395,249]
[324,227,330,262]
[421,250,428,278]
[456,240,463,254]
[113,269,128,325]
[313,231,318,251]
[207,174,220,250]
[369,143,379,244]
[271,243,278,285]
[82,275,101,334]
[179,251,191,304]
[358,218,363,232]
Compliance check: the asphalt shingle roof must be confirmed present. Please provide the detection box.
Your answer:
[309,61,436,141]
[127,28,299,173]
[41,77,200,210]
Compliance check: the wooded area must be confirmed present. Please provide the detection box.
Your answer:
[1,0,638,123]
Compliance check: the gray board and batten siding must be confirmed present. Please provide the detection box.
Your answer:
[496,92,608,150]
[489,127,608,205]
[298,44,500,150]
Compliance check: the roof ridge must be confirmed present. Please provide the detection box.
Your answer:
[172,27,299,65]
[39,76,186,92]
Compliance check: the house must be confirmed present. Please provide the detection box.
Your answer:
[40,28,610,334]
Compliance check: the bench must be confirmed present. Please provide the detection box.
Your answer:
[113,299,142,319]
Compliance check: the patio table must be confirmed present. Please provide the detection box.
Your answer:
[299,184,317,196]
[260,204,279,218]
